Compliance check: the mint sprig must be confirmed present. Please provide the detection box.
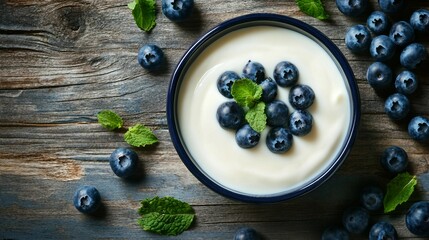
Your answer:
[245,102,267,133]
[384,172,417,213]
[295,0,329,20]
[128,0,156,32]
[97,110,124,130]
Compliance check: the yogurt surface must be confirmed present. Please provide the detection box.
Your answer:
[177,25,351,196]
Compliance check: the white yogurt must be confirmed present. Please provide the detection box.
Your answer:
[177,26,351,196]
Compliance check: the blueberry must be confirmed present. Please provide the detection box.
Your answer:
[395,70,418,95]
[384,93,410,121]
[217,71,240,98]
[345,24,372,53]
[109,148,139,178]
[235,124,260,149]
[380,146,408,174]
[361,185,384,211]
[289,84,315,110]
[370,35,396,62]
[366,62,393,92]
[321,226,349,240]
[378,0,404,14]
[410,9,429,33]
[289,110,313,136]
[216,101,245,130]
[273,61,299,87]
[234,227,261,240]
[266,127,293,153]
[408,116,429,142]
[400,43,428,69]
[260,78,278,103]
[335,0,368,17]
[369,221,398,240]
[161,0,194,22]
[406,201,429,236]
[342,206,370,234]
[243,60,265,84]
[73,186,101,214]
[389,21,415,47]
[137,44,164,70]
[266,100,289,127]
[367,11,390,35]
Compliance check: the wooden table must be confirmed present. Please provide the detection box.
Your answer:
[1,0,428,239]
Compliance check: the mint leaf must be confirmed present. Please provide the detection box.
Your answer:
[129,0,156,32]
[384,172,417,213]
[245,102,267,133]
[231,78,263,108]
[97,110,123,130]
[137,196,195,236]
[124,123,158,147]
[296,0,329,20]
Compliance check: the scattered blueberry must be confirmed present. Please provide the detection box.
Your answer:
[370,35,396,62]
[217,71,240,98]
[273,61,299,87]
[234,227,261,240]
[367,11,390,34]
[243,60,266,84]
[235,124,260,149]
[384,93,410,121]
[345,24,372,53]
[73,186,101,214]
[389,21,415,47]
[265,100,289,127]
[400,43,428,69]
[216,101,245,130]
[109,148,139,178]
[342,206,370,234]
[321,226,349,240]
[260,78,278,103]
[366,62,393,92]
[289,110,313,136]
[266,127,293,153]
[335,0,368,17]
[161,0,194,22]
[380,146,408,174]
[408,116,429,142]
[137,44,164,70]
[369,221,398,240]
[361,185,384,211]
[410,9,429,33]
[395,70,418,95]
[378,0,404,14]
[406,201,429,236]
[289,84,315,110]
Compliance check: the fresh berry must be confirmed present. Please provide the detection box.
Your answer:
[406,201,429,236]
[367,11,390,34]
[395,70,418,95]
[378,0,404,14]
[400,43,428,69]
[369,221,398,240]
[235,124,260,149]
[73,186,101,214]
[410,9,429,33]
[234,227,261,240]
[289,110,313,136]
[366,62,393,92]
[380,146,408,174]
[389,21,415,47]
[260,78,278,103]
[289,84,315,110]
[161,0,194,22]
[408,116,429,142]
[266,127,293,153]
[217,71,240,98]
[216,101,245,130]
[335,0,368,17]
[321,226,349,240]
[109,148,139,178]
[265,100,289,127]
[361,186,384,211]
[137,44,164,70]
[345,24,372,53]
[370,35,396,62]
[384,93,410,121]
[273,61,299,87]
[243,60,266,84]
[342,206,370,234]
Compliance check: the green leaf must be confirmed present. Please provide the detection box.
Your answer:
[124,123,158,147]
[245,102,267,133]
[137,196,195,236]
[295,0,329,20]
[231,78,263,108]
[129,0,156,32]
[384,172,417,213]
[97,110,123,130]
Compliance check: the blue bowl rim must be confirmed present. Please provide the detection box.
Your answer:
[166,13,361,203]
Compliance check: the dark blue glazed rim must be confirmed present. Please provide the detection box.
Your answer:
[166,13,361,203]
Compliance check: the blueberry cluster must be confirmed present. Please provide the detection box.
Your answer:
[215,60,315,153]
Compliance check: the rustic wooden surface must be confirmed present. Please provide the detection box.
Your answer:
[1,0,428,239]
